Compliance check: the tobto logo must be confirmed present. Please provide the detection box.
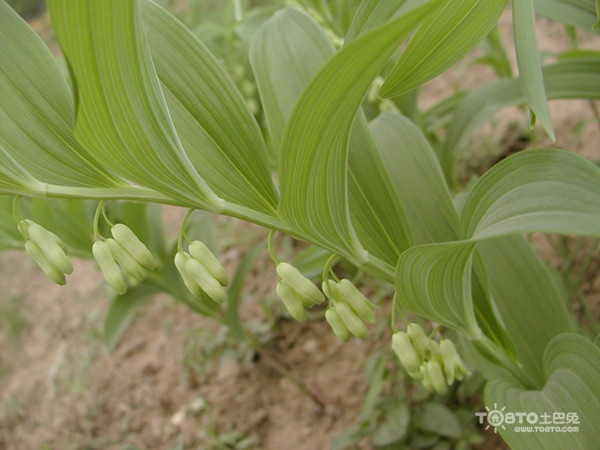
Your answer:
[475,404,580,434]
[476,403,507,433]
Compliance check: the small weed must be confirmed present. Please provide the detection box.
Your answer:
[0,296,28,340]
[183,325,255,378]
[332,350,486,450]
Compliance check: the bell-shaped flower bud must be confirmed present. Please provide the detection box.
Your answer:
[407,323,435,360]
[367,77,384,103]
[25,240,66,285]
[321,280,336,303]
[124,274,142,289]
[106,238,147,282]
[276,281,306,321]
[394,324,470,391]
[391,331,422,378]
[325,307,350,342]
[17,219,29,238]
[276,262,324,307]
[332,279,375,323]
[174,252,203,299]
[334,302,368,340]
[439,339,471,383]
[110,224,157,270]
[92,241,127,295]
[424,360,448,394]
[188,241,228,286]
[20,220,73,275]
[184,257,228,304]
[419,364,435,392]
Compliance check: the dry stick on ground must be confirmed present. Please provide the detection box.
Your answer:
[243,327,326,412]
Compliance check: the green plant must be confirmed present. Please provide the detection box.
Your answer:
[331,349,487,449]
[1,0,600,448]
[0,295,28,340]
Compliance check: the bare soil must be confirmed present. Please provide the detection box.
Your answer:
[0,232,383,450]
[1,7,599,450]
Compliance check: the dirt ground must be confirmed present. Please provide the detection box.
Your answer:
[1,6,599,450]
[0,245,378,450]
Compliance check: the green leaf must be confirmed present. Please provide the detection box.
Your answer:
[0,0,123,193]
[103,284,159,351]
[330,426,365,450]
[360,351,388,420]
[533,0,600,31]
[416,403,463,439]
[344,0,407,44]
[460,149,600,240]
[395,237,515,355]
[380,0,508,97]
[47,0,222,209]
[278,2,437,263]
[347,119,412,263]
[250,8,337,154]
[141,1,278,216]
[251,8,413,267]
[372,402,410,446]
[485,333,600,449]
[223,241,267,342]
[512,0,555,140]
[396,241,480,337]
[470,250,517,361]
[478,236,572,387]
[395,146,597,370]
[0,152,40,198]
[370,112,459,245]
[475,26,513,78]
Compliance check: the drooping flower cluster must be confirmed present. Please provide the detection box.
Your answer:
[92,224,157,295]
[175,240,229,305]
[19,219,73,285]
[275,262,325,321]
[323,279,375,341]
[272,259,376,340]
[392,323,471,394]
